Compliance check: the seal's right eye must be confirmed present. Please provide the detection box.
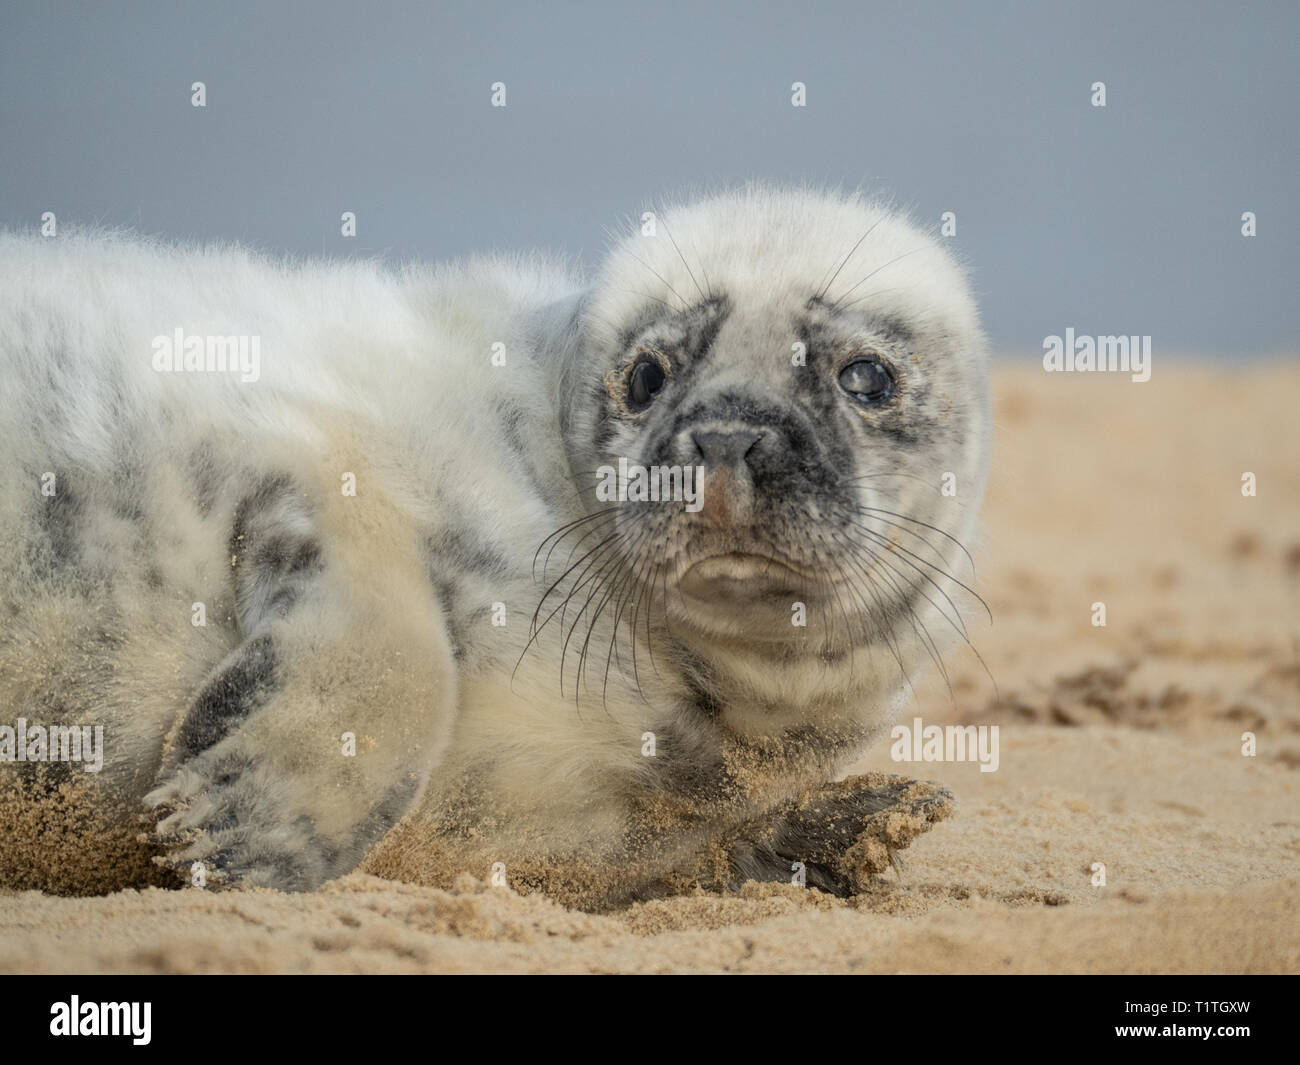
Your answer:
[627,355,667,411]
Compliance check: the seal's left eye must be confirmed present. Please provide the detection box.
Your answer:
[838,357,895,404]
[627,357,667,411]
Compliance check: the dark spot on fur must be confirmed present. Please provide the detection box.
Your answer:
[253,534,321,575]
[229,474,296,565]
[498,400,529,458]
[173,635,279,759]
[426,525,509,581]
[34,475,81,573]
[188,443,224,517]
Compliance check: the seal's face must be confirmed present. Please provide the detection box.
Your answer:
[568,189,990,660]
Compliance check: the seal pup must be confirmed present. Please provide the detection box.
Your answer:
[0,186,990,906]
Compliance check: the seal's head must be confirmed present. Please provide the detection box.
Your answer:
[562,186,990,687]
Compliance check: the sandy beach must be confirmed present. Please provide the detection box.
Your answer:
[2,360,1297,974]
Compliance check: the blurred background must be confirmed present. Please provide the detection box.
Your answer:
[1,0,1296,355]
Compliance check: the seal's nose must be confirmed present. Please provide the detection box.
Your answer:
[690,428,764,469]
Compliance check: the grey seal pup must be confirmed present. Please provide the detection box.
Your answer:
[0,185,989,906]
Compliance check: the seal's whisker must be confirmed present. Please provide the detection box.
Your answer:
[621,247,691,311]
[549,512,621,578]
[568,544,639,705]
[834,284,917,313]
[516,532,628,693]
[827,528,954,697]
[600,529,660,705]
[853,503,980,579]
[614,287,675,311]
[533,509,617,579]
[816,552,860,673]
[840,522,972,640]
[620,554,657,697]
[835,525,999,698]
[824,552,916,700]
[847,514,990,625]
[842,471,936,486]
[816,217,885,302]
[840,506,954,572]
[554,547,628,700]
[828,245,930,310]
[530,530,623,638]
[658,212,710,303]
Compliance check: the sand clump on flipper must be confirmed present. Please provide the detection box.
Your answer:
[838,774,956,888]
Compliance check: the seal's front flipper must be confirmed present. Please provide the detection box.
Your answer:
[726,773,955,896]
[829,773,955,888]
[142,471,459,891]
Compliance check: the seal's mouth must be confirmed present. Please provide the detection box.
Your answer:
[677,552,809,603]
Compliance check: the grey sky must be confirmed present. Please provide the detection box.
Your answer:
[2,0,1296,355]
